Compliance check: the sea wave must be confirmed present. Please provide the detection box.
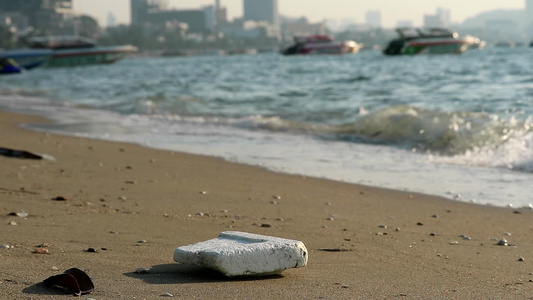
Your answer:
[142,104,532,173]
[328,105,532,155]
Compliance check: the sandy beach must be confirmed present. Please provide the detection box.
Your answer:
[0,110,532,299]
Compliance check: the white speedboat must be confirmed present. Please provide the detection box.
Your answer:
[282,35,361,55]
[384,28,471,55]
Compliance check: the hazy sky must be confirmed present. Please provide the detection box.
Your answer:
[73,0,525,28]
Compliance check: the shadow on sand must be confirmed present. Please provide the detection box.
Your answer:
[123,263,284,284]
[22,282,68,296]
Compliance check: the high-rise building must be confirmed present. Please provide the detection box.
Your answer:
[130,0,168,24]
[527,0,533,23]
[527,0,533,38]
[130,0,208,34]
[423,8,451,28]
[0,0,74,34]
[107,12,117,27]
[243,0,279,26]
[365,10,382,28]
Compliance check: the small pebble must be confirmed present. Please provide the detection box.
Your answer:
[16,212,29,218]
[118,196,127,200]
[273,195,281,200]
[8,221,17,226]
[431,215,439,218]
[110,231,119,234]
[195,212,204,216]
[32,248,50,254]
[518,257,525,262]
[430,233,436,236]
[260,223,271,228]
[137,240,147,244]
[160,293,174,297]
[497,239,508,246]
[378,225,387,229]
[327,217,334,221]
[417,222,423,226]
[135,267,151,274]
[200,191,208,195]
[50,266,59,271]
[504,232,512,236]
[270,200,277,204]
[0,245,10,249]
[86,248,97,253]
[450,241,459,245]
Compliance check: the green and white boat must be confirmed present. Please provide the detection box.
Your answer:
[383,28,471,56]
[28,36,137,67]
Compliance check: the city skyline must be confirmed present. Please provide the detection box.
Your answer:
[73,0,525,28]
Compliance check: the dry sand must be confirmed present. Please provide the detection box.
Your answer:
[0,110,532,299]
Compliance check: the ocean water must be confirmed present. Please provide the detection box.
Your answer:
[0,48,531,207]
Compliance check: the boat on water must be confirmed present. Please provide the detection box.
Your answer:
[26,36,137,67]
[0,48,53,70]
[281,35,361,55]
[0,57,24,74]
[383,28,471,55]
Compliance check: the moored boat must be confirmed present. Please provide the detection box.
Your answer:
[27,36,137,67]
[384,28,471,55]
[0,48,53,70]
[281,35,361,55]
[0,57,24,74]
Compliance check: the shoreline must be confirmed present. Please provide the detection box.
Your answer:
[1,110,532,299]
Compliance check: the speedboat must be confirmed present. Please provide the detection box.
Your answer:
[0,48,53,70]
[26,36,137,67]
[0,57,24,74]
[281,35,361,55]
[383,28,471,55]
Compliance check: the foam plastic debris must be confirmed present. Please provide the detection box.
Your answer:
[173,231,308,277]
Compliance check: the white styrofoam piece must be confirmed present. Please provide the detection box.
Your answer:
[173,231,308,277]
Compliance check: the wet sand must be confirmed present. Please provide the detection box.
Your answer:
[0,110,532,299]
